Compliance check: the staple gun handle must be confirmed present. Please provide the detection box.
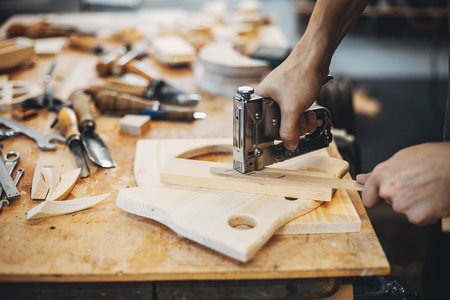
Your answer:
[233,86,333,173]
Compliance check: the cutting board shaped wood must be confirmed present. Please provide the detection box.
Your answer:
[132,138,361,236]
[117,186,323,262]
[119,146,353,262]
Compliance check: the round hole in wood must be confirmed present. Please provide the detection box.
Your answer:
[228,214,258,230]
[285,197,298,201]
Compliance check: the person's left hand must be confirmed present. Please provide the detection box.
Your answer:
[356,142,450,225]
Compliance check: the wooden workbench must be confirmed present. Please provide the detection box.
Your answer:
[0,12,389,299]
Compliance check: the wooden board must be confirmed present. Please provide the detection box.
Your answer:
[161,158,334,201]
[119,149,352,262]
[133,138,361,236]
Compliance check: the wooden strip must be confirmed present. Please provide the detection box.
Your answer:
[27,193,110,220]
[160,158,333,201]
[210,167,364,191]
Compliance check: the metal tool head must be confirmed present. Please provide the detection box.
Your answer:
[232,86,333,173]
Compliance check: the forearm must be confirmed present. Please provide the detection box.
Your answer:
[292,0,370,79]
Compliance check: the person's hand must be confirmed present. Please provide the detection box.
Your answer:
[255,51,328,150]
[356,142,450,225]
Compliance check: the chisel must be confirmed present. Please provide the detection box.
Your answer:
[58,107,89,177]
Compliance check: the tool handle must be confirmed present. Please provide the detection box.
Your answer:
[71,89,94,126]
[96,53,119,76]
[58,107,81,138]
[69,34,102,54]
[125,60,161,82]
[92,89,158,112]
[143,109,195,122]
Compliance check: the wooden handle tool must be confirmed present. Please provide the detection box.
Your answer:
[71,89,95,126]
[58,107,89,177]
[91,89,158,112]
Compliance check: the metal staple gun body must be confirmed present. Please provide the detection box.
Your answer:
[233,86,333,174]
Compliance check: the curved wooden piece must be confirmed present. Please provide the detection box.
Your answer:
[0,80,41,111]
[47,168,80,201]
[28,193,110,220]
[134,138,231,187]
[117,186,322,262]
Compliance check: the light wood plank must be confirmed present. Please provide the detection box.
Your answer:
[161,158,334,201]
[134,138,232,187]
[134,138,360,236]
[210,166,363,191]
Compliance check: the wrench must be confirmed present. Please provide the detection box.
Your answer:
[0,168,24,211]
[0,115,65,150]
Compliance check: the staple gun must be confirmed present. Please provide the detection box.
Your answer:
[233,86,333,173]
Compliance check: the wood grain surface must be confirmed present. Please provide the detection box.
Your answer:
[118,148,353,262]
[0,33,389,282]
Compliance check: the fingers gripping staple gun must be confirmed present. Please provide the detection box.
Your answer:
[233,86,333,173]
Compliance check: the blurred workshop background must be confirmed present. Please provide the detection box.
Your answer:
[1,0,448,296]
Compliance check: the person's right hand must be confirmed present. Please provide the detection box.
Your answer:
[255,49,328,151]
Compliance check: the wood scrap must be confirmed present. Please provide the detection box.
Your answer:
[160,158,335,201]
[31,158,49,200]
[12,108,38,121]
[27,193,110,220]
[119,115,151,136]
[41,167,60,201]
[152,35,197,66]
[46,168,81,201]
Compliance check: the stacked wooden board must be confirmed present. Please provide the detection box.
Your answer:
[116,138,361,261]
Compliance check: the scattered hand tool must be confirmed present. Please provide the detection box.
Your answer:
[90,89,206,122]
[6,21,94,39]
[70,89,116,168]
[21,59,63,112]
[96,52,201,107]
[0,150,21,202]
[57,107,90,177]
[0,145,20,208]
[232,86,333,173]
[0,115,65,150]
[0,168,24,212]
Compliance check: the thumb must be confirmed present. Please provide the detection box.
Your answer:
[356,173,371,185]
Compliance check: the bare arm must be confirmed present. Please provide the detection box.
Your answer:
[255,0,370,150]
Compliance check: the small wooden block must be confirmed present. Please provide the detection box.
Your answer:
[119,114,151,136]
[12,108,37,120]
[152,35,197,66]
